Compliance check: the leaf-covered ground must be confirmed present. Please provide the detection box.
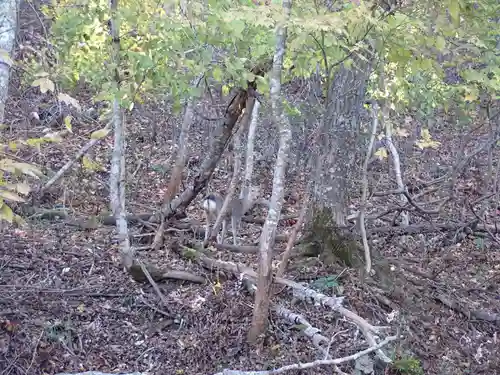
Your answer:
[1,2,499,375]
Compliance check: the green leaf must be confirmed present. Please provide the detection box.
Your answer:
[90,127,111,140]
[435,36,446,51]
[448,1,460,27]
[230,19,246,38]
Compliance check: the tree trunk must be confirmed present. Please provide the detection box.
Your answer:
[312,50,373,227]
[248,0,292,344]
[0,0,18,124]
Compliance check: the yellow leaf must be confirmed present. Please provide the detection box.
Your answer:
[222,85,230,96]
[0,49,13,67]
[77,303,85,313]
[374,147,388,159]
[82,156,93,170]
[90,127,111,140]
[0,202,14,223]
[58,93,81,111]
[64,116,73,133]
[32,77,55,93]
[8,141,17,151]
[0,189,26,203]
[464,93,477,102]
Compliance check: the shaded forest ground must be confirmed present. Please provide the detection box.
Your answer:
[1,2,499,375]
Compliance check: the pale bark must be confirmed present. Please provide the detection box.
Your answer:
[241,99,260,202]
[0,0,18,123]
[161,75,203,213]
[248,0,292,343]
[214,335,396,375]
[359,102,379,275]
[109,0,133,269]
[379,57,408,225]
[384,119,409,225]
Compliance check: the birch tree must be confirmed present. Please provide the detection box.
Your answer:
[248,0,292,343]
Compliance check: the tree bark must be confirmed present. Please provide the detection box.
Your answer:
[248,0,292,344]
[0,0,18,124]
[312,48,373,226]
[108,0,133,269]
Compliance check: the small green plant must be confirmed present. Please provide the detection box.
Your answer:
[392,355,424,375]
[310,275,339,292]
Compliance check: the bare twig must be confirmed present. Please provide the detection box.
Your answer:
[275,195,308,278]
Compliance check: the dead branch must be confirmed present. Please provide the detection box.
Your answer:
[213,335,397,375]
[275,196,308,278]
[213,243,281,255]
[128,261,205,284]
[435,294,500,325]
[134,260,172,315]
[55,372,145,375]
[176,244,391,362]
[157,88,249,220]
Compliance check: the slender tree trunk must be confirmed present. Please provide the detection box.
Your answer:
[248,0,292,344]
[161,76,203,213]
[108,0,133,269]
[0,0,18,124]
[241,99,260,202]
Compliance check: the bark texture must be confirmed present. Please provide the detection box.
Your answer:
[248,0,292,343]
[0,0,18,123]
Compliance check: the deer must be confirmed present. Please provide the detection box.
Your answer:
[202,185,261,246]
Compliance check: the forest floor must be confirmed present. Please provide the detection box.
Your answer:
[1,2,499,375]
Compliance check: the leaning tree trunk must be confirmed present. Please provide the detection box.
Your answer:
[301,48,374,269]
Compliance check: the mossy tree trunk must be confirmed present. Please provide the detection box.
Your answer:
[303,49,374,267]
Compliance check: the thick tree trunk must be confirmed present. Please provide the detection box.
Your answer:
[312,50,373,226]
